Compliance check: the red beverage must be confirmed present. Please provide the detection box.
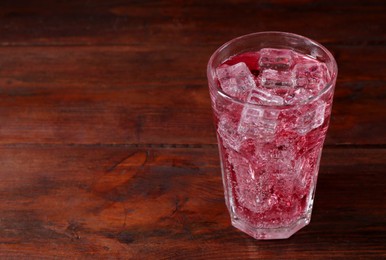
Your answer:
[207,32,337,239]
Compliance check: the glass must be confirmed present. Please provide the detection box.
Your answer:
[207,32,337,239]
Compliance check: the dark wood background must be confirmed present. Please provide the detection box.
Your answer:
[0,0,385,259]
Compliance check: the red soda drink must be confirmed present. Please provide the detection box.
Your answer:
[207,32,337,239]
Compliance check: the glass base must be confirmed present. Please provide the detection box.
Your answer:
[231,215,311,240]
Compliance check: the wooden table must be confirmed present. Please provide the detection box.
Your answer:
[0,1,385,259]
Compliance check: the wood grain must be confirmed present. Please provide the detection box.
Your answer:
[0,0,385,258]
[0,1,384,46]
[0,146,384,259]
[0,46,385,145]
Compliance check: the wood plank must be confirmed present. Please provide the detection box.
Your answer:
[0,1,383,259]
[0,145,384,258]
[0,1,384,46]
[0,46,385,145]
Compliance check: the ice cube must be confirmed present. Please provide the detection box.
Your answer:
[216,62,256,101]
[238,106,280,140]
[247,88,284,106]
[228,153,266,212]
[259,141,299,174]
[295,100,326,135]
[259,48,294,70]
[295,152,314,189]
[293,62,329,91]
[284,87,313,105]
[213,93,244,122]
[260,69,294,88]
[217,116,242,151]
[228,149,292,213]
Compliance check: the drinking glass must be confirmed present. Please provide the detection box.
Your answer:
[207,32,337,239]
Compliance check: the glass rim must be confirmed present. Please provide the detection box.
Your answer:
[207,31,338,109]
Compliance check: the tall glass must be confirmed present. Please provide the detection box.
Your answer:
[207,32,337,239]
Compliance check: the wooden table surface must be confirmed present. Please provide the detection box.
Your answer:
[0,1,385,259]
